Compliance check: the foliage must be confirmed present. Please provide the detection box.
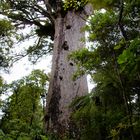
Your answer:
[70,94,126,140]
[69,0,140,139]
[0,19,14,37]
[63,0,88,11]
[0,0,54,68]
[0,70,49,140]
[117,38,140,77]
[0,19,16,69]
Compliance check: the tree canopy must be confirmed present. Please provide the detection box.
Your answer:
[0,70,49,140]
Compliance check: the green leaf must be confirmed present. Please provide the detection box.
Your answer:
[114,44,122,50]
[118,50,128,64]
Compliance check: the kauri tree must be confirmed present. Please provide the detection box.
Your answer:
[0,0,92,138]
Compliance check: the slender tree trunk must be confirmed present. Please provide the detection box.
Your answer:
[45,10,89,137]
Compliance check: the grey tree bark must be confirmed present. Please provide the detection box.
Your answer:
[45,4,92,137]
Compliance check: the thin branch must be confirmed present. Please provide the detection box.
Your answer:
[44,0,55,23]
[3,11,42,27]
[11,37,42,65]
[118,0,128,40]
[34,4,55,25]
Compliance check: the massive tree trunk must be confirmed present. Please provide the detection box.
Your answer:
[45,6,91,137]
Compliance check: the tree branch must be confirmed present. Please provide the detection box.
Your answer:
[34,4,55,25]
[118,0,128,40]
[11,37,42,64]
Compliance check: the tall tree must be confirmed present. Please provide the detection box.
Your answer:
[45,1,92,137]
[0,0,92,137]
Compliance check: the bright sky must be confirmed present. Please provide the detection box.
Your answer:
[2,55,95,91]
[2,55,52,83]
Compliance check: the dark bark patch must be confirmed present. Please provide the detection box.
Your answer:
[48,81,61,131]
[59,76,63,80]
[66,25,71,29]
[45,114,50,121]
[62,41,69,50]
[69,62,74,66]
